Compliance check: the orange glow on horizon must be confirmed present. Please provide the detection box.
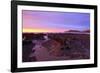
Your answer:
[23,28,68,33]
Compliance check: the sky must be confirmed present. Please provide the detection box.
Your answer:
[22,10,90,33]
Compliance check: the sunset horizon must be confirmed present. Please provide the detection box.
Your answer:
[23,28,90,33]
